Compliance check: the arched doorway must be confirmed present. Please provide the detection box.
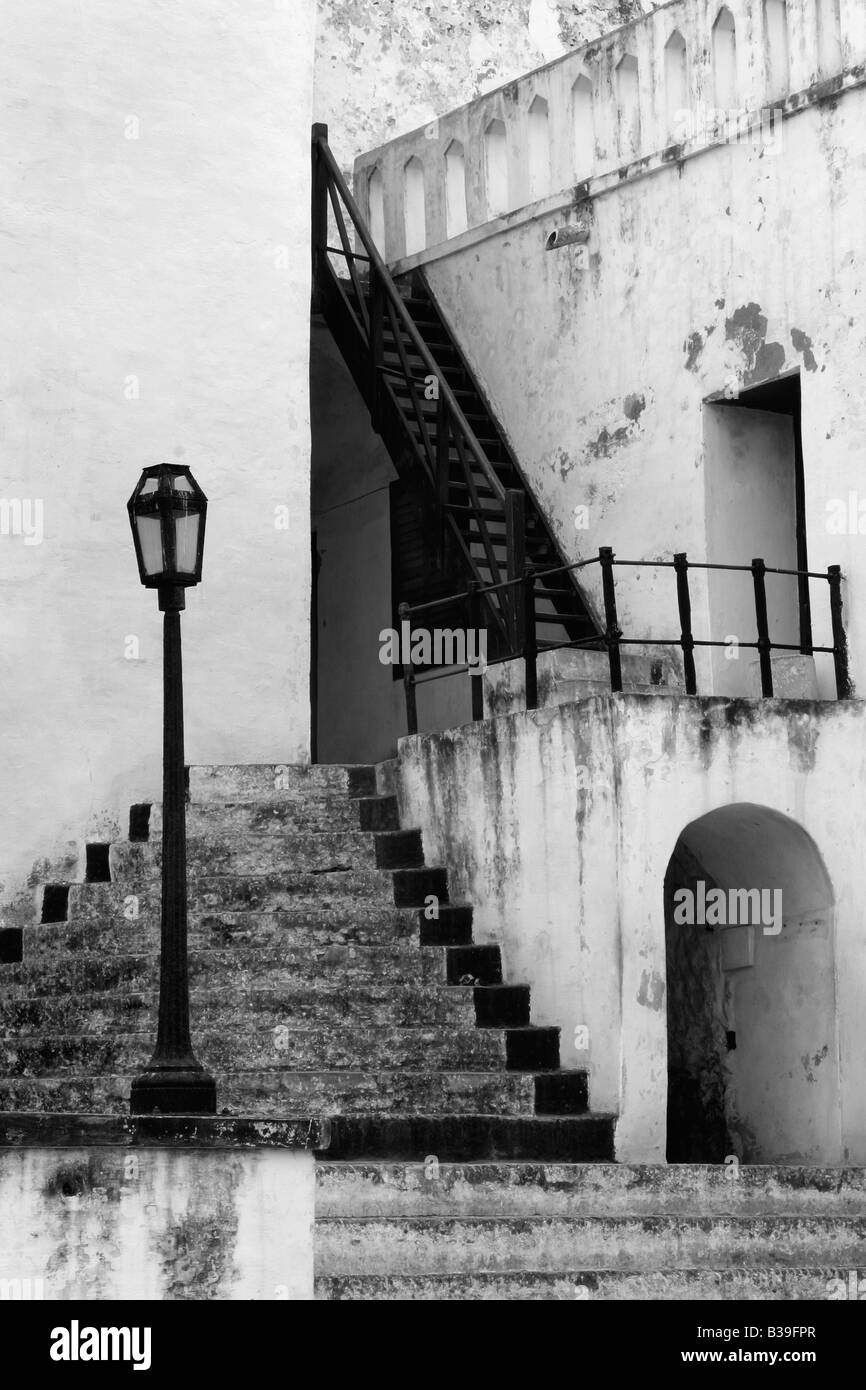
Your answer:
[664,804,839,1164]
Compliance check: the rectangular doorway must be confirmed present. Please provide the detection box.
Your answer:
[703,373,810,696]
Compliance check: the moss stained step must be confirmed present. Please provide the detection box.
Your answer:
[67,869,400,921]
[315,1267,861,1301]
[3,1024,507,1074]
[0,983,479,1036]
[2,943,454,995]
[151,798,367,837]
[187,764,377,803]
[110,831,391,881]
[0,1070,538,1118]
[24,907,421,957]
[314,1213,866,1275]
[315,1162,866,1219]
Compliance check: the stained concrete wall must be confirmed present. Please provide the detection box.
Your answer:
[356,0,866,703]
[0,1,315,924]
[314,0,657,176]
[394,693,866,1163]
[0,1145,315,1300]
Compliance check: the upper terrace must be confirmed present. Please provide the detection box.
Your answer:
[354,0,866,268]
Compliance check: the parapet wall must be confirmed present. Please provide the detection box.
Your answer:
[354,0,866,263]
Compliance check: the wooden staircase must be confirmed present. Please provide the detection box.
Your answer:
[312,124,599,657]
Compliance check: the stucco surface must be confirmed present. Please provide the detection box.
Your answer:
[0,1,315,917]
[0,1145,314,1299]
[394,694,866,1163]
[314,0,659,172]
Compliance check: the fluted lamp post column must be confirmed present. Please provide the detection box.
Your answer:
[127,463,216,1115]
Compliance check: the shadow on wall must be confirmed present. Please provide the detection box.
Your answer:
[665,803,839,1165]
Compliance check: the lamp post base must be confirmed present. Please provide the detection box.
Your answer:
[130,1066,217,1116]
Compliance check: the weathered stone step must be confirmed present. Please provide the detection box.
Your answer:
[0,1069,537,1118]
[2,1024,506,1074]
[187,764,376,804]
[2,943,452,995]
[315,1162,866,1218]
[313,1214,866,1275]
[65,870,399,922]
[0,982,478,1035]
[109,829,422,882]
[318,1114,615,1162]
[24,906,421,956]
[149,797,368,837]
[315,1267,856,1300]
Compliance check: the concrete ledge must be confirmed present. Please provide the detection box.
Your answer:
[0,1111,330,1150]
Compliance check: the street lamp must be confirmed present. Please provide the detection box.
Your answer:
[127,463,216,1114]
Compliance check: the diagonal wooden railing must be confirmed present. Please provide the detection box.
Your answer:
[312,122,523,646]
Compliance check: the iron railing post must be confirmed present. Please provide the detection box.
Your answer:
[369,267,384,431]
[828,565,851,699]
[398,601,418,735]
[599,547,623,693]
[505,489,526,654]
[523,565,538,710]
[673,552,698,695]
[436,390,449,569]
[751,558,774,697]
[467,580,485,722]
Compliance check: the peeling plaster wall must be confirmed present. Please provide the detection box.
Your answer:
[421,84,866,700]
[314,0,658,175]
[354,2,866,702]
[0,1,315,921]
[395,694,866,1163]
[0,1146,314,1300]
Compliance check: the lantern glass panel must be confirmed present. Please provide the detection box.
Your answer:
[173,511,200,574]
[137,515,165,577]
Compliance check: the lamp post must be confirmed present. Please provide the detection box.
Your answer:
[127,464,216,1114]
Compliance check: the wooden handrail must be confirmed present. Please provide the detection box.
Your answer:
[313,126,506,505]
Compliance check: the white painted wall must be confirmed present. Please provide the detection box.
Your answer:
[395,693,866,1164]
[418,88,865,703]
[0,1145,314,1299]
[0,0,315,923]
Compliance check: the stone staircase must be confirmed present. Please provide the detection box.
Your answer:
[0,763,613,1158]
[316,1162,866,1300]
[6,761,865,1300]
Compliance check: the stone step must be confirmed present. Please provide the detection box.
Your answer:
[315,1162,866,1218]
[315,1267,859,1300]
[148,798,367,838]
[0,1069,537,1117]
[187,764,377,803]
[108,829,423,882]
[2,943,456,996]
[1,1024,507,1074]
[24,907,422,956]
[318,1114,616,1161]
[354,797,400,833]
[0,983,478,1035]
[313,1214,866,1275]
[65,870,400,922]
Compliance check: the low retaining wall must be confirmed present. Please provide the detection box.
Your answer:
[0,1115,326,1300]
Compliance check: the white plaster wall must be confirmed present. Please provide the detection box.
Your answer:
[0,1,315,921]
[395,694,866,1163]
[421,88,866,704]
[0,1146,315,1300]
